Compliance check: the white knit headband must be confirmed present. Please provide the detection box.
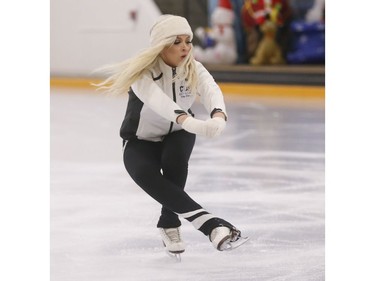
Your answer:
[149,15,193,45]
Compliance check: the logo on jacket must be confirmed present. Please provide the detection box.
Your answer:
[179,82,191,98]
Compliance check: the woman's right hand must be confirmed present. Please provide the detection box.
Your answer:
[205,117,226,137]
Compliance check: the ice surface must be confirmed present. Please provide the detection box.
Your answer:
[51,88,325,281]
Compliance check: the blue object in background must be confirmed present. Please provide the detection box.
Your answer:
[202,34,216,48]
[287,20,325,64]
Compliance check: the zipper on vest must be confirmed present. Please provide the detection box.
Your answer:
[167,67,177,134]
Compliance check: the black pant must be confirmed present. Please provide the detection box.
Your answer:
[123,130,234,236]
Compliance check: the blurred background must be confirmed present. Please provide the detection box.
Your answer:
[50,0,325,88]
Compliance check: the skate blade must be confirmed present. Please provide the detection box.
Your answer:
[162,241,183,262]
[221,236,250,251]
[165,250,182,262]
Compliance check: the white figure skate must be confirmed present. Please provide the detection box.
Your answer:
[210,226,250,251]
[159,227,185,262]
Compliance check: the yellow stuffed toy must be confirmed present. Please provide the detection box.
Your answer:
[250,19,285,65]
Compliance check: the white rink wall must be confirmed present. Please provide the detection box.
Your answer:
[50,0,161,77]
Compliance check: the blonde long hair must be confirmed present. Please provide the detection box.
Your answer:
[94,36,198,95]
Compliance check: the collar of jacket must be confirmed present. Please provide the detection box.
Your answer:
[154,57,184,81]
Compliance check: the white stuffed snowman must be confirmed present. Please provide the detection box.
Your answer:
[194,0,238,64]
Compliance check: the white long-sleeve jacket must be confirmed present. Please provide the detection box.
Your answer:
[120,58,227,142]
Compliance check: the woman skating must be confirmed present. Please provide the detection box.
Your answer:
[96,15,248,258]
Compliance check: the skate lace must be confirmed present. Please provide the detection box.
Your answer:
[164,228,181,243]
